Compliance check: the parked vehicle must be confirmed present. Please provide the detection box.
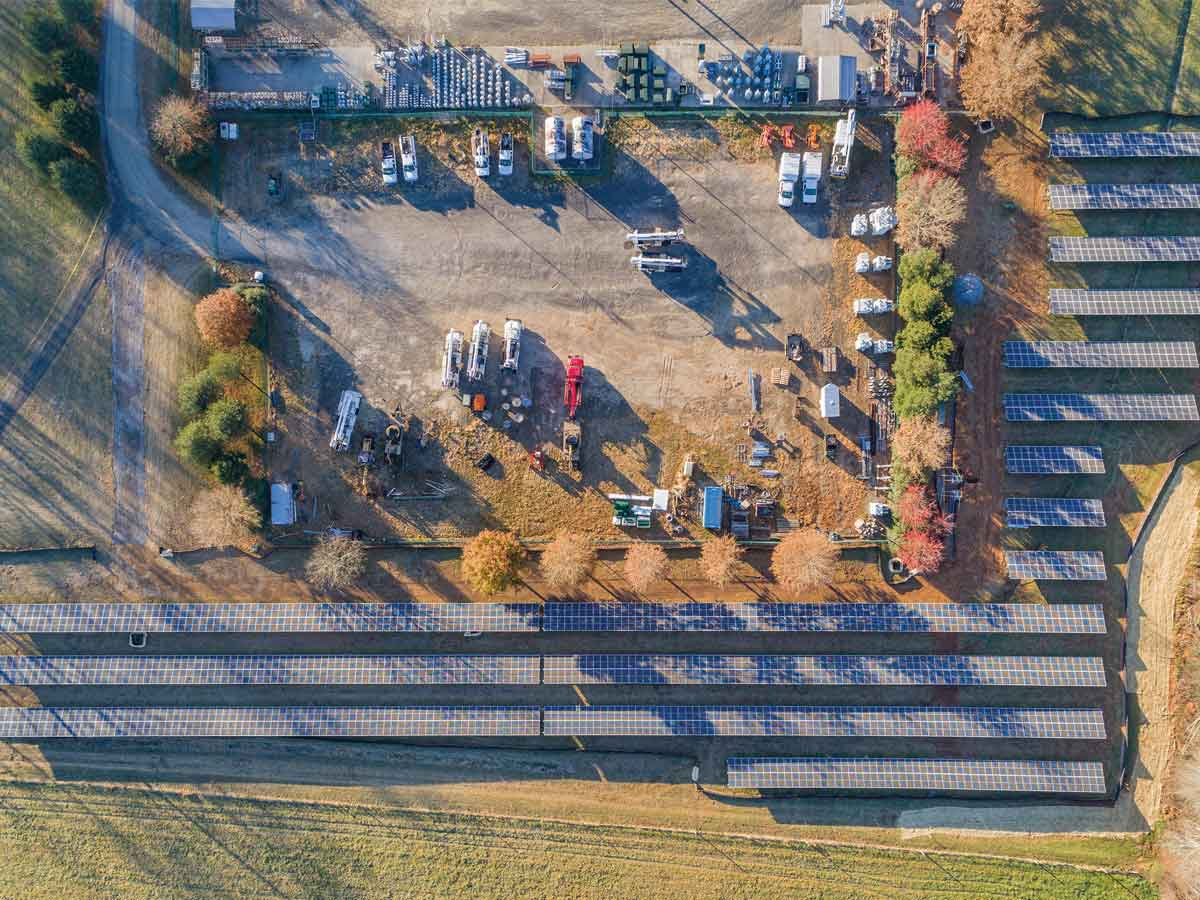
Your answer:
[777,152,801,207]
[801,151,823,204]
[380,141,398,185]
[472,128,490,178]
[544,116,567,161]
[499,132,514,175]
[400,135,418,183]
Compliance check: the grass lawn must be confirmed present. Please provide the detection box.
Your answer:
[0,780,1156,900]
[1042,0,1196,117]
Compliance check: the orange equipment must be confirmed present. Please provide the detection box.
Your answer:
[759,124,777,148]
[806,123,821,150]
[780,124,796,149]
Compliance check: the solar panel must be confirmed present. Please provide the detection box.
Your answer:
[0,706,542,738]
[1006,550,1107,581]
[1003,393,1200,422]
[542,706,1106,739]
[542,602,1106,633]
[1048,183,1200,210]
[1049,131,1200,158]
[1049,236,1200,263]
[0,603,541,634]
[0,655,540,685]
[1050,289,1200,316]
[1003,341,1198,368]
[543,655,1106,687]
[1005,445,1105,475]
[726,758,1107,794]
[1005,499,1107,528]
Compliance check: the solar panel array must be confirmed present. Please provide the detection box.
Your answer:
[1049,236,1200,263]
[1005,498,1107,529]
[1048,183,1200,210]
[542,706,1105,739]
[0,655,541,685]
[1049,131,1200,158]
[542,602,1106,633]
[1005,445,1105,475]
[726,757,1107,794]
[1002,341,1198,369]
[1006,550,1107,581]
[0,603,542,634]
[0,706,543,738]
[1049,289,1200,316]
[1003,393,1200,422]
[543,655,1106,687]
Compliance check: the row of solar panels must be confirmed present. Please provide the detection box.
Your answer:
[1004,498,1105,528]
[0,602,1108,634]
[0,705,1106,739]
[726,757,1106,794]
[0,653,1108,687]
[1003,393,1199,422]
[1006,550,1106,581]
[1002,341,1198,369]
[1050,236,1200,263]
[1049,289,1200,316]
[1048,183,1200,210]
[1049,131,1200,158]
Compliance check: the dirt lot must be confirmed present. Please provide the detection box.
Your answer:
[219,115,896,539]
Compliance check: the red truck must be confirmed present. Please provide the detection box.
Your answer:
[564,356,584,418]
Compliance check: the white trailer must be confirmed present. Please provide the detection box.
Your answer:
[830,109,856,179]
[472,128,490,177]
[467,320,490,381]
[544,117,567,161]
[626,228,685,247]
[853,297,895,315]
[502,319,523,370]
[400,135,418,183]
[441,329,464,388]
[499,132,514,175]
[777,151,802,207]
[801,151,823,204]
[330,389,363,452]
[571,116,594,161]
[631,254,687,273]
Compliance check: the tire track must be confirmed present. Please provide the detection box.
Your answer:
[109,239,148,546]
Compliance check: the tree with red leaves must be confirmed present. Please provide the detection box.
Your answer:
[896,100,966,175]
[896,529,946,575]
[898,485,939,532]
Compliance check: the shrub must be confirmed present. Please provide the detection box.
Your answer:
[539,530,595,592]
[700,535,743,587]
[53,47,98,92]
[178,369,224,419]
[235,284,269,347]
[17,130,70,173]
[210,451,250,486]
[461,530,526,595]
[894,152,919,182]
[243,476,270,520]
[22,8,69,54]
[896,170,968,252]
[48,157,103,208]
[57,0,96,25]
[306,537,368,591]
[770,529,839,593]
[204,350,244,384]
[195,288,255,348]
[174,419,222,468]
[190,485,261,549]
[150,94,214,166]
[891,417,951,475]
[49,98,98,145]
[899,249,956,294]
[28,77,70,110]
[205,397,248,441]
[624,543,669,593]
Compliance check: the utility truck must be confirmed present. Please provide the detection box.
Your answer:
[777,152,802,207]
[472,128,490,177]
[400,135,418,183]
[801,151,823,204]
[380,141,398,185]
[499,132,514,175]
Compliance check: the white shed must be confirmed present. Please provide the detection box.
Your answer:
[191,0,236,31]
[270,483,296,526]
[817,55,857,103]
[820,383,840,418]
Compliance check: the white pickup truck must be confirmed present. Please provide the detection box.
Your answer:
[801,151,823,204]
[380,141,398,186]
[400,135,418,183]
[777,152,802,207]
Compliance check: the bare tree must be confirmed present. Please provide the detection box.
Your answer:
[897,170,968,253]
[189,485,260,549]
[461,530,526,595]
[891,416,952,474]
[700,535,743,587]
[150,94,214,163]
[624,543,669,593]
[770,529,839,593]
[539,530,595,592]
[958,0,1046,122]
[305,537,368,591]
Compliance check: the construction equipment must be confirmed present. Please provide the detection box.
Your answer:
[400,135,418,183]
[384,423,403,467]
[824,0,847,27]
[760,124,777,148]
[466,320,490,381]
[544,116,567,161]
[472,128,490,177]
[806,123,821,149]
[780,124,796,149]
[830,109,856,179]
[529,448,546,471]
[564,356,584,418]
[631,253,686,273]
[562,419,582,470]
[499,131,514,176]
[571,116,594,161]
[380,141,398,185]
[626,228,685,248]
[357,433,376,466]
[441,329,464,388]
[330,389,362,452]
[562,53,581,101]
[502,319,523,371]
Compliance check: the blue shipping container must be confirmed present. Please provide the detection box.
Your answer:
[702,486,724,530]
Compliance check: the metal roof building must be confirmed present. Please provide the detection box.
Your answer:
[817,55,856,103]
[191,0,236,31]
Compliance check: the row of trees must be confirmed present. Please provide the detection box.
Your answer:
[895,101,967,255]
[893,249,958,419]
[16,1,105,209]
[958,0,1046,123]
[459,528,840,597]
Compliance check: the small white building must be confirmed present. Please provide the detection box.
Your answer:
[191,0,236,31]
[820,383,840,418]
[817,55,856,103]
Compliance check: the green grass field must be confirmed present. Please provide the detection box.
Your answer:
[0,781,1156,900]
[1043,0,1199,117]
